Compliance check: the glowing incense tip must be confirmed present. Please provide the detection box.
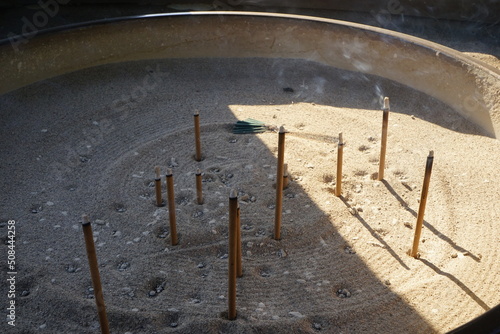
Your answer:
[166,168,173,176]
[230,189,238,199]
[82,214,90,225]
[429,150,434,158]
[279,126,286,134]
[383,97,390,110]
[155,166,161,179]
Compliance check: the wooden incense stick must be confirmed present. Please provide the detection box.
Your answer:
[283,163,289,190]
[378,97,390,181]
[274,126,286,240]
[410,151,434,258]
[154,166,163,207]
[195,169,204,205]
[166,168,178,246]
[335,133,344,197]
[236,206,242,278]
[228,189,238,320]
[82,215,110,334]
[194,111,202,161]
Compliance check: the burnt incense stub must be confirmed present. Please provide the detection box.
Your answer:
[228,188,239,320]
[196,168,204,205]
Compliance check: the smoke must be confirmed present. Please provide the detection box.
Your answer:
[374,84,386,108]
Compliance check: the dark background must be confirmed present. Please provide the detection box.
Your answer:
[1,0,499,53]
[1,0,499,23]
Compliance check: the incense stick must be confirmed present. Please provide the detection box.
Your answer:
[410,151,434,258]
[194,111,202,161]
[195,168,203,205]
[154,166,163,207]
[335,133,344,197]
[283,163,289,190]
[378,97,390,181]
[166,168,178,246]
[236,206,242,278]
[81,215,110,334]
[274,126,286,240]
[228,189,238,320]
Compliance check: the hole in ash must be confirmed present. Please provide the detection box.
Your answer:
[113,203,126,213]
[336,288,352,298]
[146,277,167,298]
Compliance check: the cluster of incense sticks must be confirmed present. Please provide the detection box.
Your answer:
[150,112,206,242]
[332,97,434,257]
[153,166,179,246]
[81,98,437,330]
